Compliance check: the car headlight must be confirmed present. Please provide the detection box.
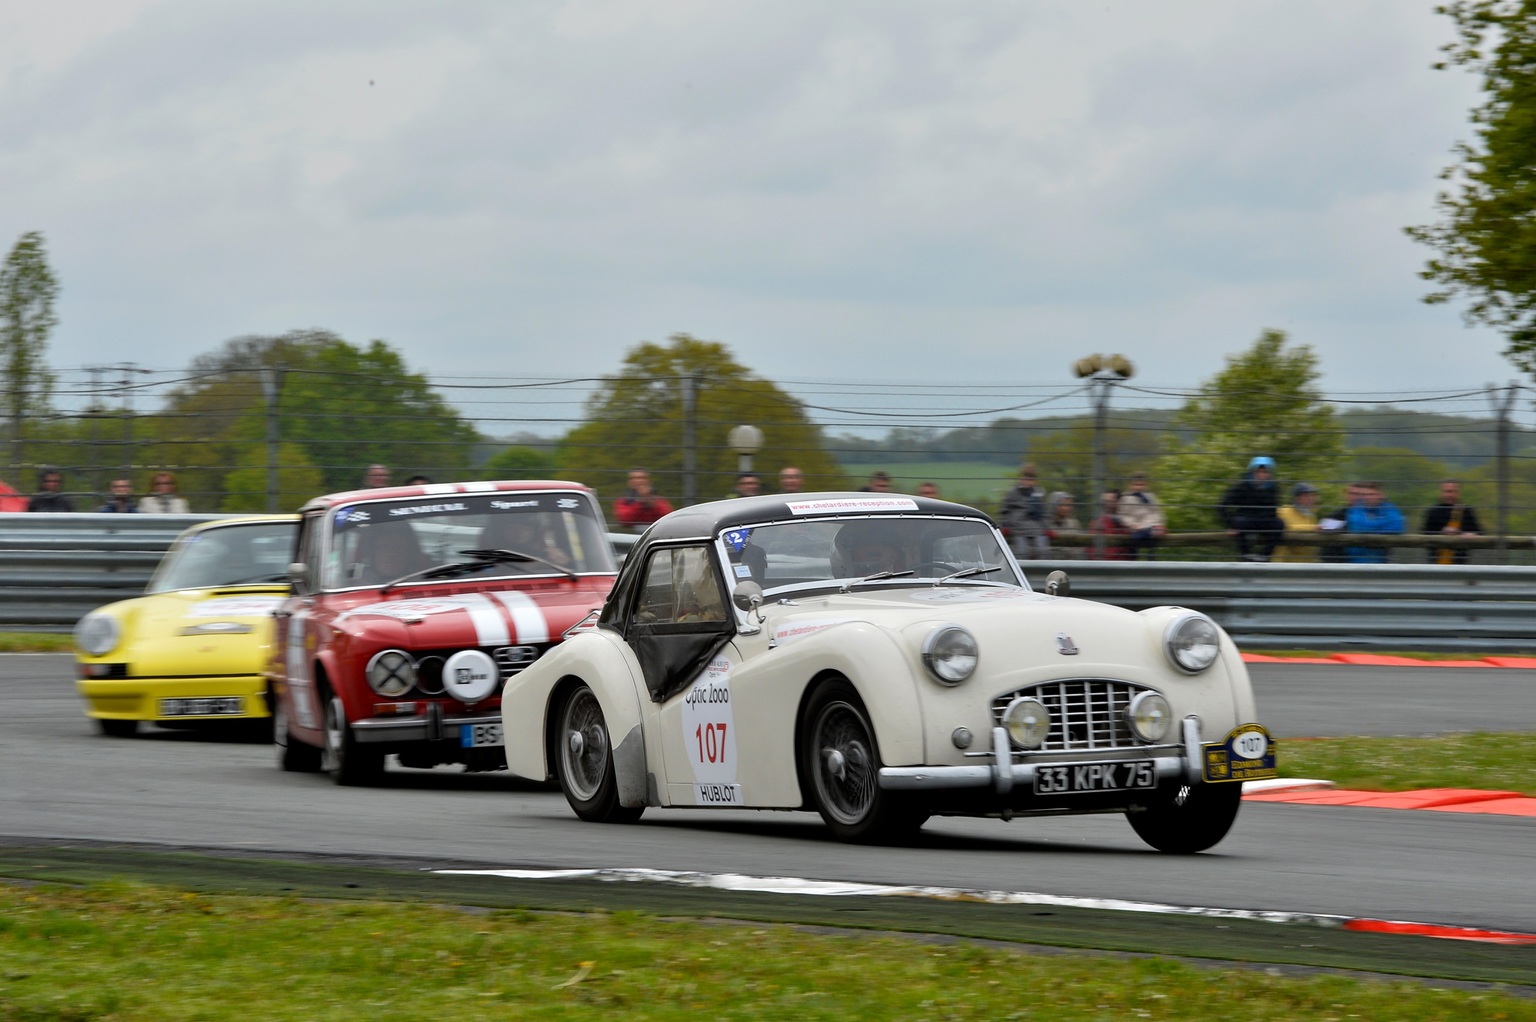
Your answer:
[922,625,978,685]
[1165,613,1221,673]
[74,613,121,657]
[1125,690,1172,742]
[1002,696,1050,749]
[366,650,417,697]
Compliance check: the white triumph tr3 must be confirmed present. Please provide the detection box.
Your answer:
[500,492,1276,851]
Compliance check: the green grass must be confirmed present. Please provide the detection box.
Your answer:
[1278,732,1536,795]
[1,880,1531,1021]
[0,631,72,652]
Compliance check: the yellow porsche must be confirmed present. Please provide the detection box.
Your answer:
[73,515,299,737]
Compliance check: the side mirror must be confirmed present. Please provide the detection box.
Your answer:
[1045,569,1070,598]
[732,580,764,612]
[288,562,311,593]
[732,581,764,634]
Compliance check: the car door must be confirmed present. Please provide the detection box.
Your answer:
[275,508,330,737]
[616,543,747,805]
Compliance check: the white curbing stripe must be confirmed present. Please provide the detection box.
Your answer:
[433,866,1352,929]
[1242,777,1338,795]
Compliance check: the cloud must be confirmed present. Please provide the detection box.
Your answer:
[0,0,1509,413]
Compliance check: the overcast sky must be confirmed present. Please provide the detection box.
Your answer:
[0,1,1512,420]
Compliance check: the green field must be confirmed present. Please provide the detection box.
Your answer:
[840,462,1014,506]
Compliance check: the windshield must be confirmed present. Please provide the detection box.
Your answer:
[718,515,1024,593]
[149,521,297,593]
[322,491,614,590]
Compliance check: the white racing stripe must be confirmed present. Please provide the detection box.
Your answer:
[463,594,511,646]
[432,866,1350,929]
[490,591,550,644]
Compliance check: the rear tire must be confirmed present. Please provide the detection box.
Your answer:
[95,718,138,738]
[274,696,322,773]
[1126,780,1242,853]
[801,680,926,844]
[323,696,384,786]
[554,685,643,823]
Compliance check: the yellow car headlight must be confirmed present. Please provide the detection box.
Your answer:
[74,613,121,657]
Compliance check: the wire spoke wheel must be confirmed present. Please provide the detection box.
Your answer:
[812,700,878,826]
[800,679,926,843]
[553,684,643,823]
[559,687,609,803]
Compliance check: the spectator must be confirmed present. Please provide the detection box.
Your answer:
[1344,481,1405,564]
[859,470,892,493]
[730,472,762,498]
[777,466,805,494]
[613,468,674,532]
[916,481,940,498]
[1274,483,1321,562]
[1117,472,1166,560]
[0,477,25,512]
[1218,456,1284,561]
[1422,478,1482,565]
[405,474,432,486]
[363,463,391,488]
[99,477,138,513]
[1044,491,1082,559]
[1088,488,1129,560]
[1318,482,1362,563]
[998,464,1048,559]
[27,467,74,512]
[138,471,190,514]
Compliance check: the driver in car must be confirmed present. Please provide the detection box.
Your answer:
[835,522,908,576]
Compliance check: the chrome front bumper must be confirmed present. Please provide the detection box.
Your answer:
[878,717,1205,793]
[351,708,500,744]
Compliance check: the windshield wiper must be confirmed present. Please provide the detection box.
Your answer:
[460,547,576,578]
[936,566,1004,584]
[216,572,291,586]
[381,548,577,592]
[841,569,914,592]
[381,560,495,591]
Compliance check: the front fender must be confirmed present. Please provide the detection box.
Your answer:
[762,619,926,767]
[501,630,645,783]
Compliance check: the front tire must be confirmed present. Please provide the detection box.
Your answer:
[323,696,383,786]
[274,695,322,773]
[801,680,926,843]
[554,685,642,823]
[1126,780,1242,853]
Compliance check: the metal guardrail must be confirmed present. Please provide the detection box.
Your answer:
[4,515,1535,651]
[1017,560,1536,653]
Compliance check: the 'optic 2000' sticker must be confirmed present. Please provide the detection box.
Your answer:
[681,657,741,805]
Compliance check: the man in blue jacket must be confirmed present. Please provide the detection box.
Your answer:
[1344,481,1405,563]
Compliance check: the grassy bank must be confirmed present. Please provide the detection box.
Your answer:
[1278,732,1536,795]
[1,879,1531,1020]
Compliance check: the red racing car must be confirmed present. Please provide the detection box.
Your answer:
[269,479,619,784]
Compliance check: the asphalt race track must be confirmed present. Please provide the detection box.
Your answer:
[3,654,1533,934]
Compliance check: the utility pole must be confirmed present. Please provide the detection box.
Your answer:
[262,368,284,512]
[1488,382,1520,565]
[1072,354,1134,556]
[681,374,699,506]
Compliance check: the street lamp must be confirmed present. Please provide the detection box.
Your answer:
[727,424,764,476]
[1072,355,1134,555]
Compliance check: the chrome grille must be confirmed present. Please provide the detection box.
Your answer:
[493,644,544,680]
[991,679,1149,751]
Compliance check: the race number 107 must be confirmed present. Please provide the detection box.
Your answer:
[695,722,728,764]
